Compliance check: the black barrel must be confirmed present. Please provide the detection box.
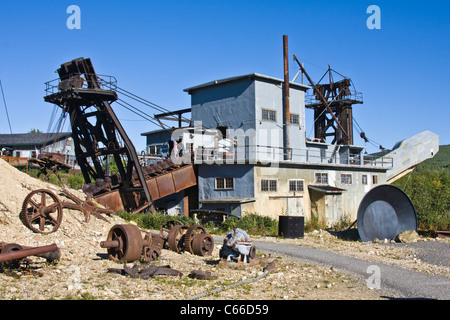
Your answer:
[357,184,417,242]
[278,216,304,238]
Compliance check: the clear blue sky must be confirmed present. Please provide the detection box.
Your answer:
[0,0,449,153]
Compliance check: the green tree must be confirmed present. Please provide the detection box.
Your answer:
[393,167,450,231]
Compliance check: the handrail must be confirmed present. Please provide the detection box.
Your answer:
[192,145,393,168]
[45,73,117,95]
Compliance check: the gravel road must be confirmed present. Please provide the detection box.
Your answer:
[247,238,450,300]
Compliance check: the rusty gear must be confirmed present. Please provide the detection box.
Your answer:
[184,225,206,254]
[20,189,63,234]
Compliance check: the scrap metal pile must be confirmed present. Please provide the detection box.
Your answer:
[3,57,263,283]
[100,221,215,264]
[20,188,115,234]
[28,152,71,182]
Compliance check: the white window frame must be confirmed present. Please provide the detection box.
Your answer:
[215,177,234,190]
[261,179,277,192]
[315,172,328,184]
[289,179,304,192]
[362,174,368,185]
[340,174,352,185]
[290,113,300,125]
[373,175,378,185]
[261,108,277,122]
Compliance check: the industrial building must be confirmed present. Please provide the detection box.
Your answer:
[142,63,438,226]
[37,56,437,227]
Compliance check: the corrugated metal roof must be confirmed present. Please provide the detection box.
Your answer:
[183,73,310,93]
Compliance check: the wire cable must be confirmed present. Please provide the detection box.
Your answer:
[0,79,14,136]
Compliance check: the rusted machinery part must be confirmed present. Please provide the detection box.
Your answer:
[184,225,206,254]
[62,188,113,223]
[143,232,165,252]
[0,243,24,269]
[189,270,217,280]
[0,243,59,268]
[20,189,63,234]
[191,233,214,256]
[159,219,184,238]
[142,245,161,263]
[167,224,189,253]
[249,244,256,260]
[101,224,143,263]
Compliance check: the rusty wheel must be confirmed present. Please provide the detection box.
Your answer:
[192,233,214,256]
[20,189,63,234]
[249,244,256,260]
[103,224,143,263]
[1,243,24,269]
[159,219,184,238]
[184,225,206,254]
[167,224,188,253]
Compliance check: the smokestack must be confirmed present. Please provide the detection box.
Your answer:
[283,35,291,160]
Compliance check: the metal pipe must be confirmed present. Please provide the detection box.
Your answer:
[0,244,59,263]
[100,240,120,248]
[283,35,291,160]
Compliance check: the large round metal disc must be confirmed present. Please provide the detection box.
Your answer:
[106,224,143,262]
[357,184,417,242]
[192,233,214,256]
[167,224,188,253]
[184,225,206,254]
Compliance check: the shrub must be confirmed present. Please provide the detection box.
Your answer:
[393,167,449,231]
[118,211,196,231]
[218,212,278,236]
[304,212,326,232]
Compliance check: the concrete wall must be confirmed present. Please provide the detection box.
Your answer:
[252,164,387,224]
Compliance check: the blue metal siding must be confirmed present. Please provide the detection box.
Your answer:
[190,80,256,132]
[198,164,254,200]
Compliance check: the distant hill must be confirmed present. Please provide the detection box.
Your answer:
[417,145,450,170]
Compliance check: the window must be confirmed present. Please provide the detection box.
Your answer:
[148,144,162,155]
[186,143,194,154]
[261,179,277,192]
[315,172,328,184]
[262,109,277,122]
[215,177,234,190]
[340,174,352,184]
[290,114,300,125]
[289,179,304,192]
[373,175,378,185]
[362,175,368,185]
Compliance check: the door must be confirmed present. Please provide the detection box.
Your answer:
[287,197,304,216]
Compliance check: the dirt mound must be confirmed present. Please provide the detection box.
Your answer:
[0,157,123,249]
